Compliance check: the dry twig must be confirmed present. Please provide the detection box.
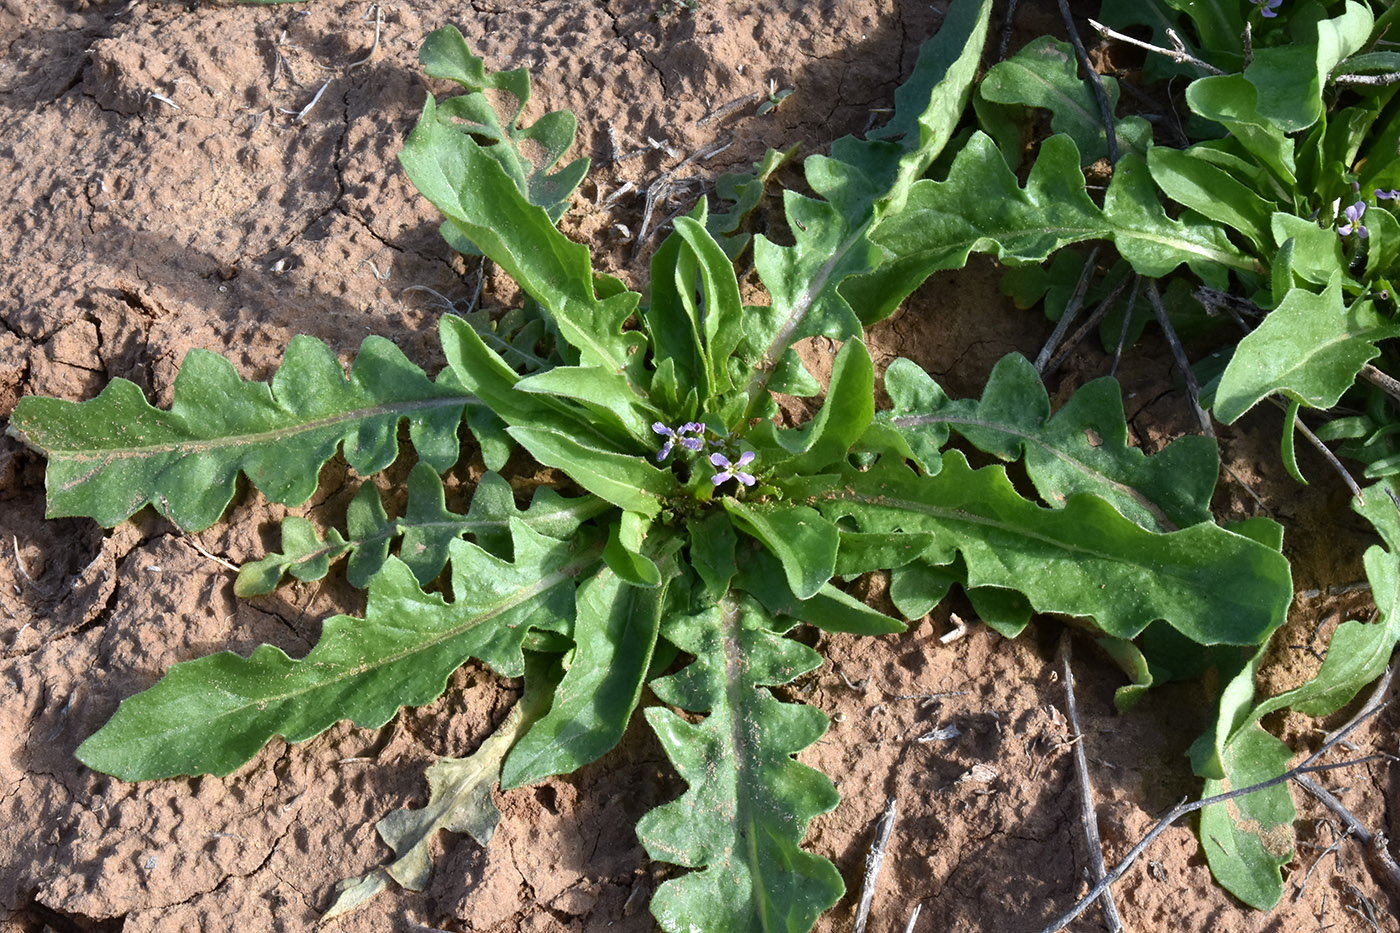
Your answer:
[1056,0,1119,164]
[853,796,900,933]
[1059,633,1123,931]
[1043,269,1134,379]
[1145,280,1213,437]
[1037,688,1395,933]
[1035,247,1100,374]
[1086,18,1225,75]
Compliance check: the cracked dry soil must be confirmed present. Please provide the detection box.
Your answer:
[1,0,1398,931]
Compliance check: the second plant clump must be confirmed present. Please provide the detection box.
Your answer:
[9,0,1400,927]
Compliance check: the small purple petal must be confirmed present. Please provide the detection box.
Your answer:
[734,471,757,487]
[652,422,671,436]
[711,473,729,486]
[1347,202,1367,223]
[1377,189,1400,201]
[736,451,756,467]
[681,437,704,452]
[656,440,674,462]
[1359,225,1370,239]
[710,452,730,469]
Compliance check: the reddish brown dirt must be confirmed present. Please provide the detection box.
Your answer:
[1,1,1397,931]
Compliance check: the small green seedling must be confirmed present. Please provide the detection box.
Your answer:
[756,77,794,116]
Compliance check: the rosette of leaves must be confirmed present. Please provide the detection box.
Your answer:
[6,4,1298,929]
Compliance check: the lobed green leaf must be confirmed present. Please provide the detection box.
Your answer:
[235,467,610,596]
[868,133,1254,302]
[77,524,599,780]
[880,353,1219,531]
[400,97,642,374]
[638,594,842,932]
[417,26,588,238]
[1213,277,1400,424]
[7,335,474,532]
[736,0,993,412]
[979,36,1151,163]
[791,452,1292,645]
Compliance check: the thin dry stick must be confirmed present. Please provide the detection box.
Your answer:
[1294,665,1400,902]
[1293,818,1347,902]
[1035,246,1101,373]
[1059,634,1124,932]
[1335,73,1400,86]
[1086,18,1226,75]
[1145,280,1214,437]
[903,903,923,933]
[1108,276,1140,377]
[1056,0,1118,164]
[631,139,731,259]
[853,796,899,933]
[696,91,763,127]
[1043,270,1134,379]
[346,4,383,69]
[1193,286,1260,333]
[1297,775,1400,901]
[999,0,1022,60]
[179,534,240,574]
[1361,363,1400,410]
[11,535,35,586]
[1037,702,1394,933]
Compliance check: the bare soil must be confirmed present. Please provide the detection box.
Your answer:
[1,1,1397,931]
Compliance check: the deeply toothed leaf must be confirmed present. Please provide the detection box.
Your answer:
[7,336,475,531]
[400,96,642,373]
[788,452,1291,645]
[863,133,1254,299]
[235,468,609,595]
[417,25,588,226]
[77,524,601,780]
[638,594,842,933]
[735,0,993,411]
[880,354,1219,530]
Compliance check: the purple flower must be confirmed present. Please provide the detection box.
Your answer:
[653,422,706,462]
[1376,189,1400,201]
[1252,0,1282,16]
[710,451,757,487]
[1338,201,1369,238]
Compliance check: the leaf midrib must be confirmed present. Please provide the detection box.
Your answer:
[890,411,1177,530]
[144,548,600,740]
[42,395,477,462]
[267,499,608,570]
[895,211,1256,271]
[820,484,1242,612]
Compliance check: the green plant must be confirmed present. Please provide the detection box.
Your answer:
[9,0,1394,927]
[756,78,795,116]
[655,0,700,19]
[896,0,1400,907]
